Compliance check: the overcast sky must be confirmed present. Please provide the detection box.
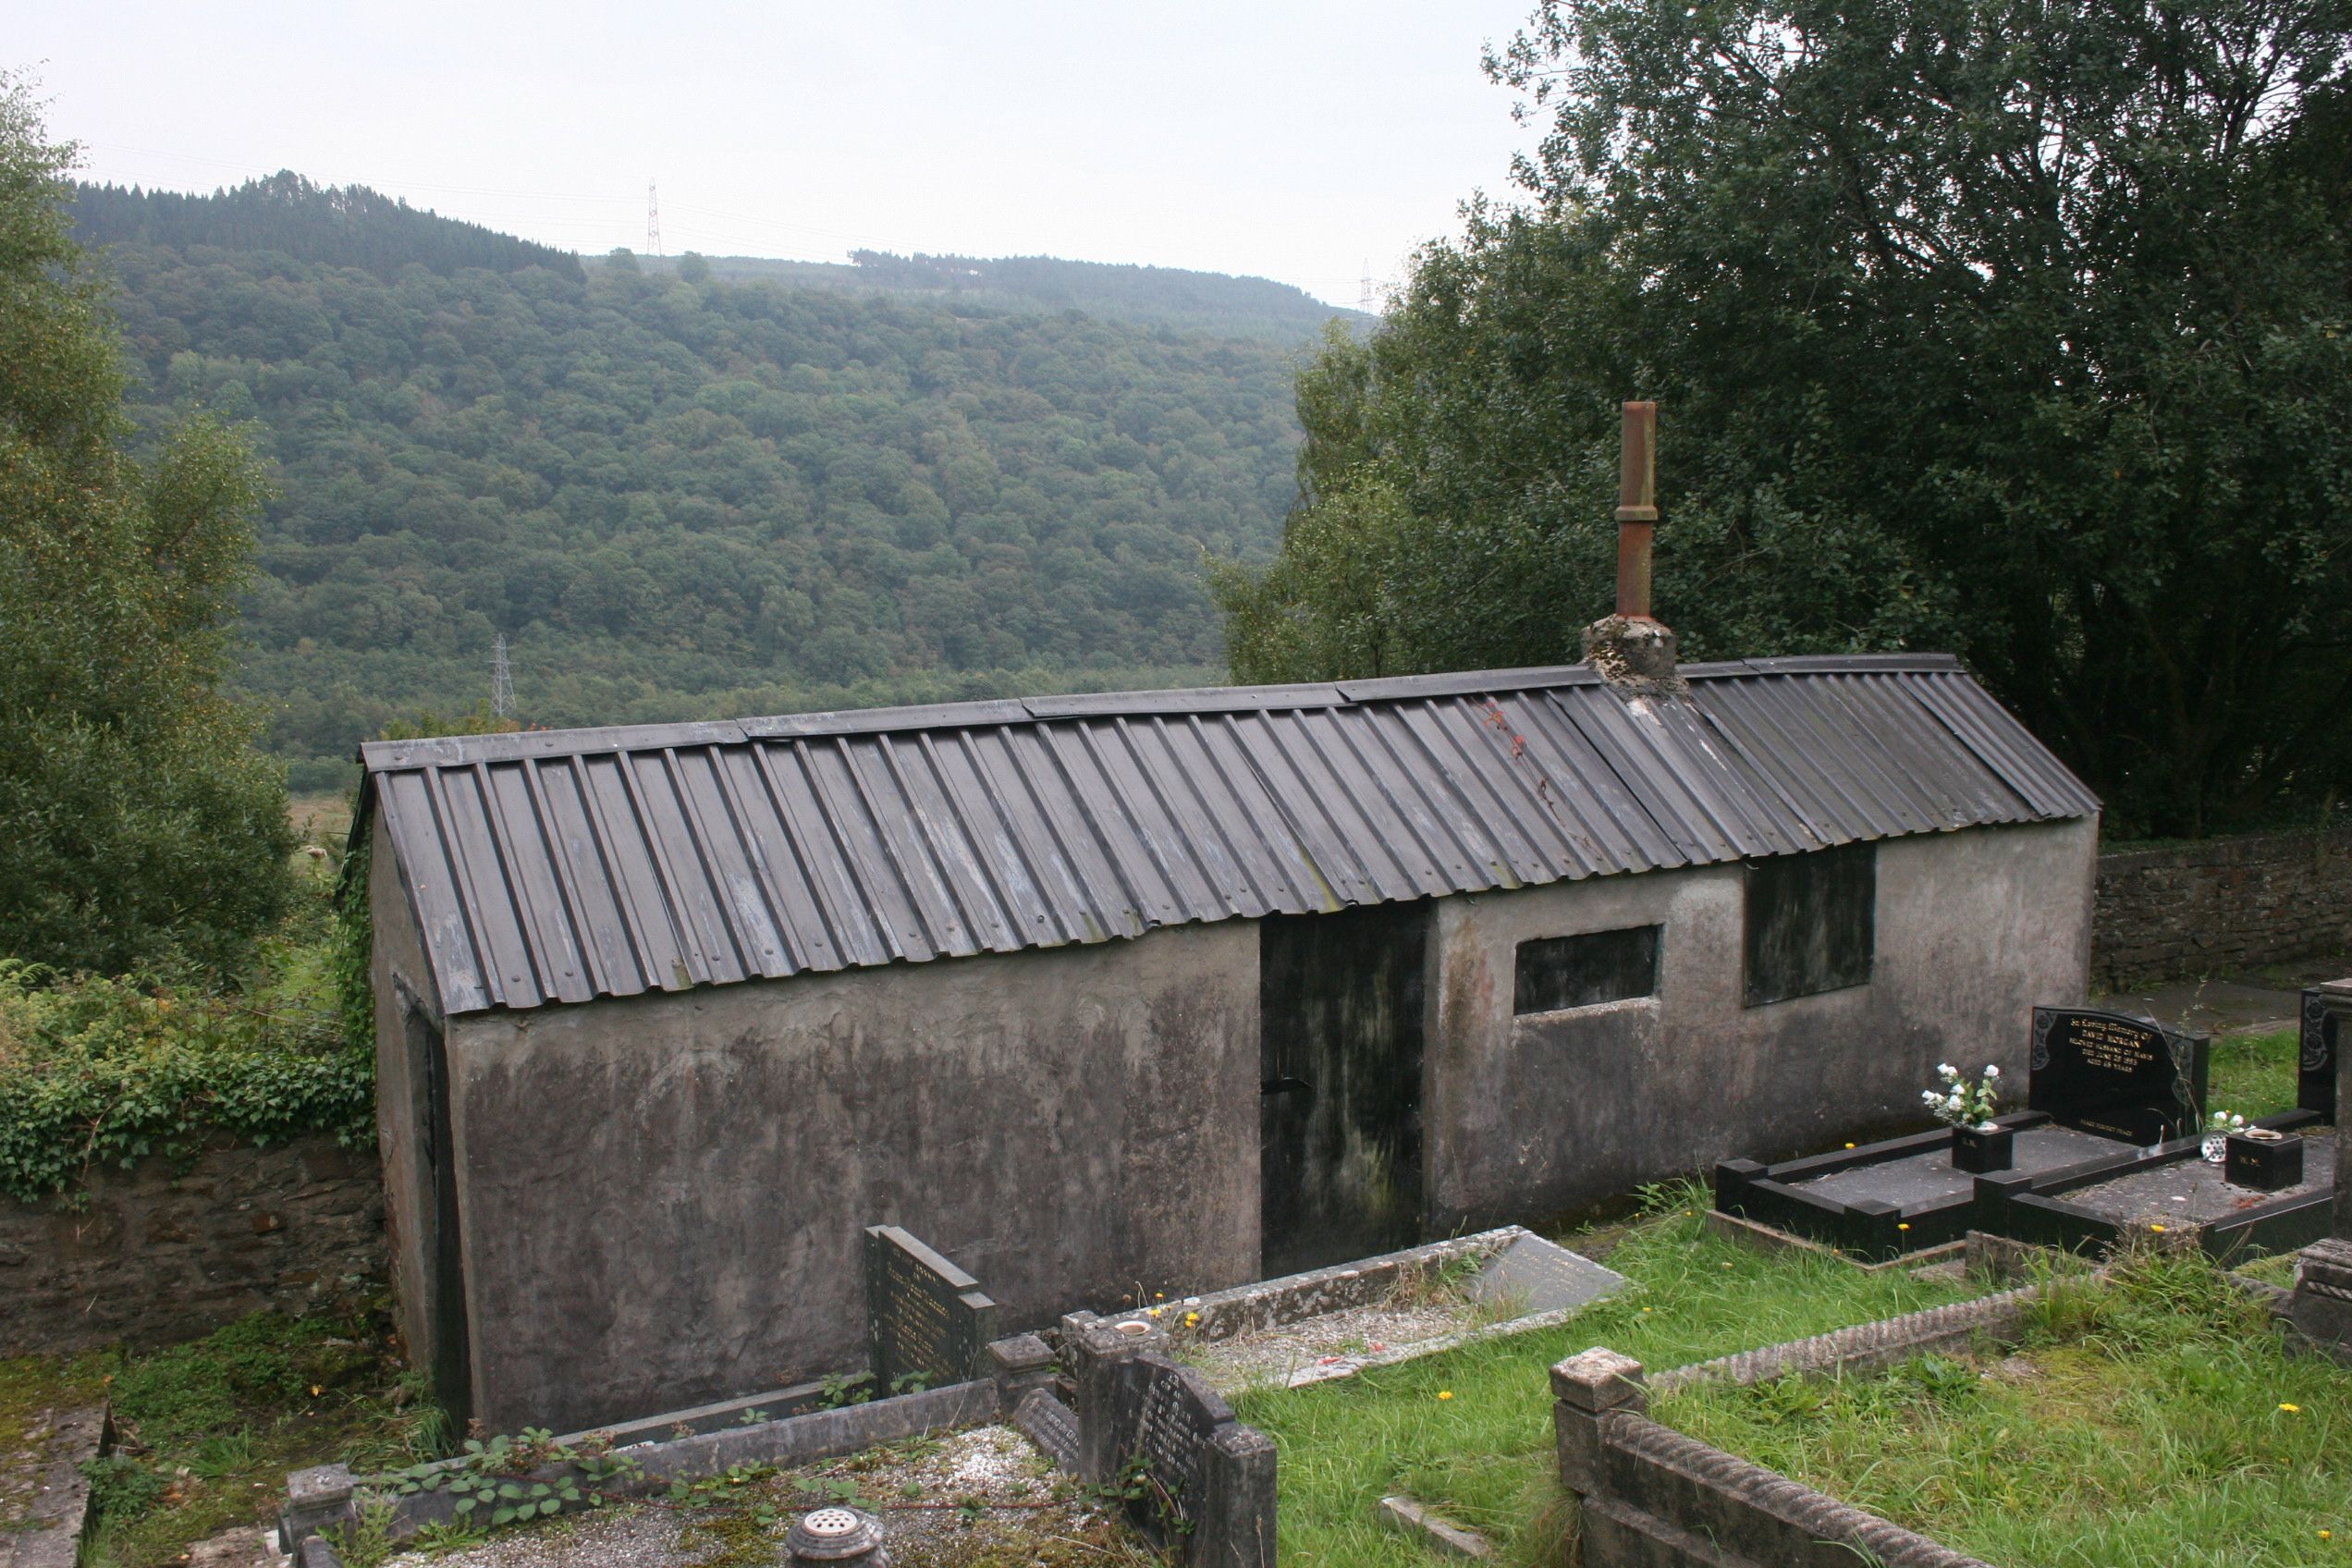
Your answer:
[15,2,1546,308]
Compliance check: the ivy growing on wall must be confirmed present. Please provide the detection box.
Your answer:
[0,831,380,1206]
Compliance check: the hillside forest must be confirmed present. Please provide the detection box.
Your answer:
[72,174,1342,790]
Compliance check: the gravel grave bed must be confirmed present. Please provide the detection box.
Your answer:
[1178,1295,1476,1392]
[384,1425,1152,1568]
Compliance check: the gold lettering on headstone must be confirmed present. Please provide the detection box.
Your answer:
[2071,1017,2162,1075]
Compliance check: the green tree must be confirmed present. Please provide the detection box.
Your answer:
[0,75,291,974]
[1220,1,2352,837]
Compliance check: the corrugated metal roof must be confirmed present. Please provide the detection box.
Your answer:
[361,654,2098,1017]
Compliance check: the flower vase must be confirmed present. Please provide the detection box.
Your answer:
[1951,1124,2014,1174]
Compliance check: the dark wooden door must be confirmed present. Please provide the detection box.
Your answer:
[1258,903,1427,1278]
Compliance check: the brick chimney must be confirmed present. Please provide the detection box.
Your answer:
[1582,399,1684,694]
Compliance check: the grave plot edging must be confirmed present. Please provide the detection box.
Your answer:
[1170,1226,1525,1342]
[6,1403,106,1568]
[1973,1110,2331,1263]
[278,1376,1000,1550]
[1555,1351,1994,1568]
[1713,1112,2049,1262]
[1647,1283,2042,1395]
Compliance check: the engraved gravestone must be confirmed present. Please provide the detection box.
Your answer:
[1104,1354,1276,1568]
[2303,987,2338,1119]
[2027,1006,2208,1145]
[1115,1356,1225,1547]
[863,1225,998,1391]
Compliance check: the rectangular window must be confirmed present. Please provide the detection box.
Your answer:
[1744,842,1875,1006]
[1513,925,1661,1015]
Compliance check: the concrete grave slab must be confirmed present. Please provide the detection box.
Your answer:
[0,1403,104,1568]
[1467,1233,1624,1316]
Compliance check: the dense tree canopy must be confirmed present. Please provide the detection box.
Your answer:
[1219,0,2352,837]
[73,181,1327,790]
[0,79,290,974]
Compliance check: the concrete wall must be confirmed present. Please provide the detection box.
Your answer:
[368,810,445,1402]
[436,920,1260,1434]
[1426,819,2097,1229]
[0,1134,385,1356]
[2092,827,2352,988]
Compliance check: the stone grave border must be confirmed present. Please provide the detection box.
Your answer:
[1550,1255,2080,1567]
[1171,1226,1520,1342]
[6,1402,106,1568]
[1548,1222,2352,1568]
[277,1336,1057,1554]
[1975,1110,2330,1265]
[1713,1111,2052,1262]
[1165,1224,1623,1390]
[1718,1109,2327,1266]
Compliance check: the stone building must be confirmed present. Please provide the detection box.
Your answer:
[359,652,2096,1431]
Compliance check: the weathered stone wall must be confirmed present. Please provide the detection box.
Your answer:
[434,919,1262,1435]
[2092,827,2352,989]
[0,1134,386,1357]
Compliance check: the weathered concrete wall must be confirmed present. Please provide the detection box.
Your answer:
[443,920,1260,1434]
[1426,819,2096,1229]
[368,809,444,1401]
[2091,827,2352,989]
[0,1134,385,1356]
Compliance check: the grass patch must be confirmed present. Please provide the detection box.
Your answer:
[43,1307,447,1568]
[1229,1182,1985,1565]
[2209,1028,2303,1121]
[1659,1248,2351,1567]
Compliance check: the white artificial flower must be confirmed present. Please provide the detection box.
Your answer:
[1983,1065,2000,1079]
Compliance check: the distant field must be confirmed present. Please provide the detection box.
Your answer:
[288,792,354,851]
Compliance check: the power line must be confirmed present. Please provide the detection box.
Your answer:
[490,634,515,721]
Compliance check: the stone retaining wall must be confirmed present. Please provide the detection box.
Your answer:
[0,1134,386,1356]
[2093,827,2352,989]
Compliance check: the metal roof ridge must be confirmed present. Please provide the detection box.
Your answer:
[360,653,1976,773]
[361,719,749,770]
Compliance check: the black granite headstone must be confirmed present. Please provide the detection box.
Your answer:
[2303,987,2338,1119]
[863,1225,998,1390]
[2028,1006,2208,1145]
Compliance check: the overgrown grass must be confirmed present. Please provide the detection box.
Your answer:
[1230,1182,1985,1564]
[0,1309,447,1568]
[2209,1028,2304,1121]
[1660,1248,2351,1567]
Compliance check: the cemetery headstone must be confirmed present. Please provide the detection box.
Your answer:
[2303,987,2338,1120]
[863,1226,998,1391]
[2285,979,2352,1362]
[1011,1387,1082,1473]
[1109,1354,1276,1568]
[2027,1006,2208,1145]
